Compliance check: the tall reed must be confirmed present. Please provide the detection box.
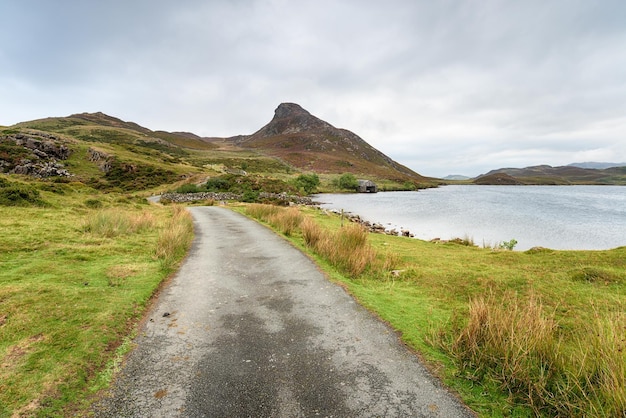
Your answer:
[269,207,303,236]
[246,204,303,236]
[246,204,380,277]
[435,293,626,416]
[307,222,376,277]
[84,209,157,237]
[155,206,194,271]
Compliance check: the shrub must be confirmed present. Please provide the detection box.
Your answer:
[176,183,199,193]
[0,184,48,207]
[95,160,179,191]
[203,176,233,192]
[449,235,475,247]
[85,199,103,209]
[334,173,359,190]
[499,238,518,251]
[570,266,622,284]
[294,173,320,194]
[241,189,260,203]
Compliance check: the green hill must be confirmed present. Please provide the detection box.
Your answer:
[474,164,626,185]
[2,105,439,194]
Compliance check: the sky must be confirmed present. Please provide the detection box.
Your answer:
[2,0,625,178]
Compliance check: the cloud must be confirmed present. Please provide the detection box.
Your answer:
[2,0,626,177]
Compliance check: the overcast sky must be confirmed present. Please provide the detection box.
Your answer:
[2,0,625,177]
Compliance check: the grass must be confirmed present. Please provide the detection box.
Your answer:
[238,203,626,417]
[0,187,193,417]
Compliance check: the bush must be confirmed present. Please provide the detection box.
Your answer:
[499,238,518,251]
[203,174,298,195]
[203,177,232,192]
[334,173,359,190]
[176,183,200,193]
[94,160,179,191]
[294,173,320,194]
[241,189,260,203]
[0,184,48,207]
[85,199,103,209]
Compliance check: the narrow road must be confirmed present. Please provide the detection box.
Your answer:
[93,206,473,417]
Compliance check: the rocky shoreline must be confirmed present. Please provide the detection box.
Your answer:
[325,209,416,237]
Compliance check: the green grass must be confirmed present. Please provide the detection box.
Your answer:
[0,188,193,417]
[238,204,626,417]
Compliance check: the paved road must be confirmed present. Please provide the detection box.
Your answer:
[93,206,474,417]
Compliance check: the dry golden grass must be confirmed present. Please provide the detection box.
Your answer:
[245,204,390,278]
[83,209,157,237]
[301,216,323,248]
[155,206,194,271]
[437,293,626,416]
[268,207,303,236]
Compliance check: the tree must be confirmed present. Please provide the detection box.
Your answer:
[294,173,320,194]
[335,173,359,190]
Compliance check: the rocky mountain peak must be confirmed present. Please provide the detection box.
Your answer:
[235,103,425,180]
[248,103,332,138]
[274,103,311,119]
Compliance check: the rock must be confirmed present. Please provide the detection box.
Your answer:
[87,148,113,173]
[1,132,73,177]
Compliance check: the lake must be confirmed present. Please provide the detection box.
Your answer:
[314,185,626,251]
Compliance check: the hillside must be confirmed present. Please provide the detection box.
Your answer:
[2,112,294,192]
[232,103,432,183]
[475,164,626,185]
[2,105,437,194]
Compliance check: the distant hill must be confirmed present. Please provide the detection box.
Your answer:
[475,164,626,185]
[568,162,626,169]
[232,103,431,183]
[442,174,471,181]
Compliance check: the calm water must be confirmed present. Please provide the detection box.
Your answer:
[315,185,626,250]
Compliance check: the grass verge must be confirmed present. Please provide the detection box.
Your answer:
[240,203,626,417]
[0,190,193,417]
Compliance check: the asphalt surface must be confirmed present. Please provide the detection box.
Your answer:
[93,206,474,417]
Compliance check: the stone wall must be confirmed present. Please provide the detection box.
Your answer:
[160,191,314,205]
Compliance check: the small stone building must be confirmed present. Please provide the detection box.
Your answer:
[357,179,378,193]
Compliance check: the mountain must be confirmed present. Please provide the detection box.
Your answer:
[475,164,626,185]
[442,174,471,181]
[568,162,626,169]
[232,103,430,182]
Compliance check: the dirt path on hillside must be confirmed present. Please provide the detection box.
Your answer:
[92,206,474,417]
